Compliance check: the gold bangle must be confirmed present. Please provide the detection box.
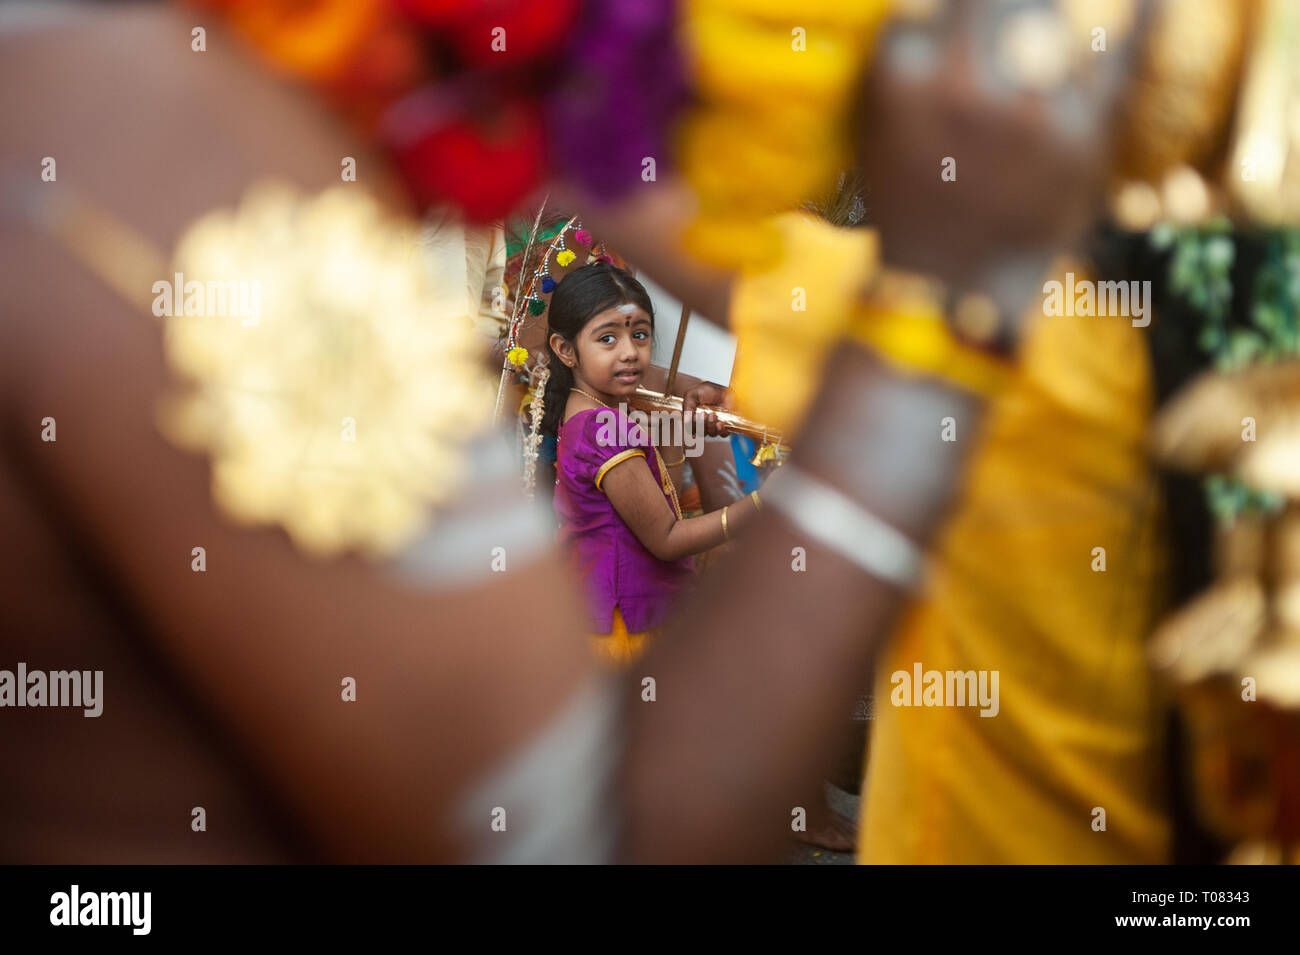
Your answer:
[661,453,686,467]
[851,300,1011,399]
[721,505,730,541]
[750,489,762,511]
[851,265,1015,399]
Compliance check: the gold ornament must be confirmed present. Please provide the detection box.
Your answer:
[156,183,495,559]
[1153,359,1300,480]
[1151,363,1300,853]
[1104,0,1300,228]
[1228,0,1300,225]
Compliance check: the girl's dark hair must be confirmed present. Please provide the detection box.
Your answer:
[540,262,655,438]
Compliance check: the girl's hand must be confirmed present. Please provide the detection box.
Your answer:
[682,381,734,437]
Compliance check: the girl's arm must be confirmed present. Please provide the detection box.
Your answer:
[600,456,759,562]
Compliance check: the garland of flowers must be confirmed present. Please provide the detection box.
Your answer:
[201,0,686,221]
[201,0,890,260]
[521,361,550,499]
[546,0,688,200]
[676,0,890,268]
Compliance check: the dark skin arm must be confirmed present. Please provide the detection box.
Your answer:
[0,7,594,863]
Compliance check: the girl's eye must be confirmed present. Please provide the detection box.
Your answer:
[633,330,648,340]
[598,334,616,345]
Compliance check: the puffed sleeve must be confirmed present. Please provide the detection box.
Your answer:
[569,407,653,492]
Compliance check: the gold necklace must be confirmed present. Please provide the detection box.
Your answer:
[570,388,681,518]
[569,386,612,408]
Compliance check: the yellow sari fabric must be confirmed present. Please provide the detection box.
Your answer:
[859,300,1171,863]
[727,226,1172,863]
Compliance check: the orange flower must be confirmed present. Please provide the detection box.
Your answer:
[322,14,430,131]
[219,0,386,83]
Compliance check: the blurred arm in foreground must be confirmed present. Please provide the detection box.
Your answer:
[0,1,1140,862]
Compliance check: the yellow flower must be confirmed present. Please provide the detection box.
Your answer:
[507,346,529,365]
[676,0,890,269]
[556,249,577,267]
[687,8,868,104]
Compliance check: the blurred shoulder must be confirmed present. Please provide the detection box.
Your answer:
[0,1,401,409]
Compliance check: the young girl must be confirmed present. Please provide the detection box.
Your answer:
[542,263,761,664]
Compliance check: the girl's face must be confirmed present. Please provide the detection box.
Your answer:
[571,302,653,399]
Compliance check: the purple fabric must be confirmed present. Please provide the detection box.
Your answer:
[544,0,689,201]
[555,408,695,634]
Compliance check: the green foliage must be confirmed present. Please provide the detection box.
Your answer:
[1250,230,1300,358]
[1204,474,1284,523]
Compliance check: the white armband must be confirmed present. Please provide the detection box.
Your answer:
[454,676,622,864]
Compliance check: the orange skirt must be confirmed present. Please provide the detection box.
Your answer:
[588,606,656,667]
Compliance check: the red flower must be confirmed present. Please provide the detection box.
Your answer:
[323,15,430,130]
[393,97,543,221]
[389,0,481,28]
[450,0,581,68]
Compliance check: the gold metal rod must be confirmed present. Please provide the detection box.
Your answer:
[627,387,790,457]
[665,303,690,397]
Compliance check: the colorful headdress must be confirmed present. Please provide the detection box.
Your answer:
[492,205,625,497]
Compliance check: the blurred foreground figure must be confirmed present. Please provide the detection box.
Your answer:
[0,0,1172,863]
[567,0,1300,863]
[0,1,936,864]
[845,2,1165,862]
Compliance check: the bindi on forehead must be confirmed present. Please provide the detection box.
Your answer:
[591,303,650,335]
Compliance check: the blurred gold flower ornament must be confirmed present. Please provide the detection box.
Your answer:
[157,183,495,559]
[1152,362,1300,851]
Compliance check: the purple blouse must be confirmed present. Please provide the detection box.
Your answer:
[555,407,695,634]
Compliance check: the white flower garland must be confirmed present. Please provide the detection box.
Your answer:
[522,361,550,500]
